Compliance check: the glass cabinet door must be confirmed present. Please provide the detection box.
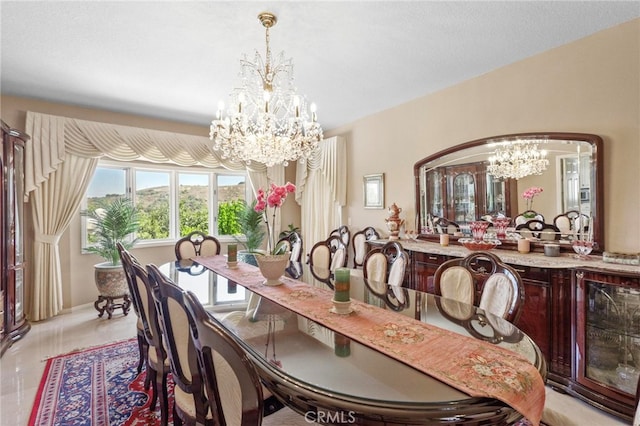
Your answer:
[451,173,475,224]
[485,175,506,215]
[13,143,24,320]
[577,272,640,397]
[426,170,443,218]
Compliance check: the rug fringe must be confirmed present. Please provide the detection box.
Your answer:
[40,337,136,361]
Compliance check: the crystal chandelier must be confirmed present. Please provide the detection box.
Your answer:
[487,140,549,180]
[210,12,323,167]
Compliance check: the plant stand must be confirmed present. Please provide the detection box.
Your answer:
[94,294,131,319]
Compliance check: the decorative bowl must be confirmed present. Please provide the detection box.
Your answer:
[459,238,501,251]
[572,240,596,258]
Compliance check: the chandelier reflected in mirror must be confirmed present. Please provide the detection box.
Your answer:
[487,140,549,180]
[210,12,323,167]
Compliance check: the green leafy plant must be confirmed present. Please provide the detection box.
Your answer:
[234,200,266,253]
[83,198,140,265]
[218,199,245,235]
[279,223,301,239]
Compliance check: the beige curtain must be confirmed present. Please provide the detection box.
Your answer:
[30,154,99,320]
[296,136,347,257]
[24,111,267,320]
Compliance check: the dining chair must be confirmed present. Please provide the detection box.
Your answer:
[175,231,221,260]
[330,225,351,262]
[116,242,147,375]
[308,235,348,271]
[124,256,170,425]
[433,251,525,323]
[516,220,561,241]
[183,290,313,426]
[352,226,380,269]
[276,231,303,262]
[362,241,410,289]
[553,210,590,239]
[432,217,460,235]
[514,211,545,227]
[146,263,211,425]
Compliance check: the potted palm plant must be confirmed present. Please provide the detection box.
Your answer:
[234,200,266,266]
[83,197,139,308]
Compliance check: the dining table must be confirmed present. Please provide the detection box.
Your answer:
[159,256,547,426]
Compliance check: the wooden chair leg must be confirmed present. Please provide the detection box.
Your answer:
[158,371,170,426]
[148,367,158,409]
[173,405,183,426]
[136,334,146,374]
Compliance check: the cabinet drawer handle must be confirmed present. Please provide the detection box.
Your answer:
[513,268,526,274]
[428,256,438,260]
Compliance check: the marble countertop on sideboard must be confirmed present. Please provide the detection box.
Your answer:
[372,239,640,275]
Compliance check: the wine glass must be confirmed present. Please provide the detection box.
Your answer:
[572,240,597,259]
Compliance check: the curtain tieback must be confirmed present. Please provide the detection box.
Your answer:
[35,233,61,245]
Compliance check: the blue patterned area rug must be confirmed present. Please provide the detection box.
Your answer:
[28,339,174,426]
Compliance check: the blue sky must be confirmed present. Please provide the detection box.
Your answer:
[87,168,245,197]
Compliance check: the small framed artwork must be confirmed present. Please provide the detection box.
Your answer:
[363,173,385,209]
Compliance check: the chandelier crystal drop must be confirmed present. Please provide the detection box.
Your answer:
[210,12,323,167]
[487,140,549,180]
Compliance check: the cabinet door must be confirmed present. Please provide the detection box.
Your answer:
[450,172,475,223]
[575,270,638,417]
[517,280,551,361]
[12,141,25,324]
[410,252,448,293]
[425,169,444,218]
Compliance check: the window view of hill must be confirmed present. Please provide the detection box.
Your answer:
[87,182,246,240]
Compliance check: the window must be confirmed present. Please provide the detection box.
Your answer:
[136,170,170,240]
[84,167,127,245]
[82,161,249,248]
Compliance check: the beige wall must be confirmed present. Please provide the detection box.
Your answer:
[2,19,638,312]
[327,19,639,254]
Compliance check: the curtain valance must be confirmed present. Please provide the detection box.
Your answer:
[24,111,264,198]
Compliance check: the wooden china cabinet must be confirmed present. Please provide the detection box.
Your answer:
[1,120,30,357]
[422,161,517,224]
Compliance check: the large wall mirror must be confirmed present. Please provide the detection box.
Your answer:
[414,132,603,252]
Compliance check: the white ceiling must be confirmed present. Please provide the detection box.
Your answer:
[2,1,639,131]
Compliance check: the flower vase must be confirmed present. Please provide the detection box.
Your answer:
[255,253,290,286]
[493,217,511,239]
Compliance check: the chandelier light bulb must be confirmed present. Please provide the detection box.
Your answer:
[210,12,323,167]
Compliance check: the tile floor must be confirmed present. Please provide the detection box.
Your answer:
[0,304,629,426]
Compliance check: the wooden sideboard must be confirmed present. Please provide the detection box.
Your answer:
[369,239,640,421]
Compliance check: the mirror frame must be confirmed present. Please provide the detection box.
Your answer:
[413,132,604,252]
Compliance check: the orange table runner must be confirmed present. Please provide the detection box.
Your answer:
[193,255,545,425]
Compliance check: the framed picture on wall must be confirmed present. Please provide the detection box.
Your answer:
[363,173,384,209]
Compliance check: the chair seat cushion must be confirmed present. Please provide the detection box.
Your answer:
[174,386,213,421]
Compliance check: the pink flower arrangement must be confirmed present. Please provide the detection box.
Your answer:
[522,186,543,211]
[255,182,296,254]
